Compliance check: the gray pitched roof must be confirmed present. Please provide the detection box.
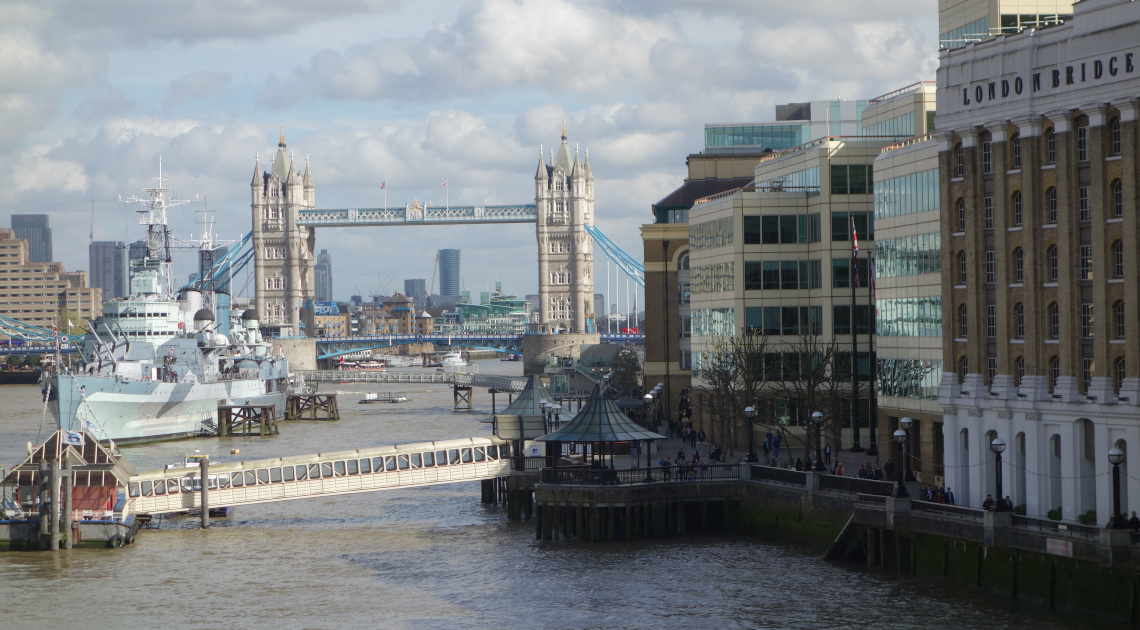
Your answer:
[536,382,666,443]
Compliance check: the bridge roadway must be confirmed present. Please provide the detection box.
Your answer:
[315,332,644,360]
[128,436,511,516]
[299,370,529,392]
[296,204,537,227]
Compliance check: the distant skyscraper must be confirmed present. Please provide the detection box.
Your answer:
[404,278,427,303]
[10,214,52,263]
[128,239,147,262]
[89,241,127,299]
[315,249,333,302]
[438,249,461,298]
[594,293,605,322]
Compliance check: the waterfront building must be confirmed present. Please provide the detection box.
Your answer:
[312,301,349,337]
[10,214,52,263]
[438,249,461,299]
[868,83,943,482]
[705,98,868,154]
[534,127,596,333]
[935,0,1140,518]
[939,0,1074,50]
[89,241,127,300]
[315,249,333,302]
[251,131,316,337]
[0,228,101,334]
[436,283,530,335]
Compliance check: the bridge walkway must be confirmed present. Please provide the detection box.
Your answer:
[127,436,510,516]
[299,370,528,392]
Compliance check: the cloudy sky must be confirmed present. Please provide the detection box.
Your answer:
[1,0,938,311]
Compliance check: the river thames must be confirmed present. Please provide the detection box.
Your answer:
[0,361,1099,629]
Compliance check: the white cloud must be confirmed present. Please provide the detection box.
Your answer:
[7,145,88,195]
[163,72,233,109]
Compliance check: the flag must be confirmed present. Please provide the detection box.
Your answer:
[380,181,386,189]
[62,430,85,447]
[442,180,448,187]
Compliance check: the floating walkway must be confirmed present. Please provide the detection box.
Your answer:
[127,436,511,516]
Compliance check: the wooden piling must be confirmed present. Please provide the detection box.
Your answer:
[62,454,72,549]
[200,457,210,529]
[49,458,60,551]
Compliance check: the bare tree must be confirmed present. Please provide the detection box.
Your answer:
[772,333,850,466]
[694,332,776,456]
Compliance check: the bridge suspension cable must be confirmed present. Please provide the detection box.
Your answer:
[585,224,644,287]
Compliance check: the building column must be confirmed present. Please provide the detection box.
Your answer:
[986,121,1012,388]
[1022,413,1044,517]
[1012,115,1047,397]
[1047,110,1081,400]
[1086,104,1113,401]
[1114,100,1140,397]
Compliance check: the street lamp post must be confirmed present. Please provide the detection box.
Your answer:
[812,411,825,472]
[643,393,654,429]
[1109,447,1126,528]
[552,404,562,431]
[990,437,1009,512]
[893,429,909,498]
[744,406,757,463]
[900,416,913,482]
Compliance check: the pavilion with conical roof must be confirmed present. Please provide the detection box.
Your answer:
[536,379,666,469]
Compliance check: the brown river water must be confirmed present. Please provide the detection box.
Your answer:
[0,361,1097,629]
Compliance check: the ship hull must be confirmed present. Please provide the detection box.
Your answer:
[52,375,285,444]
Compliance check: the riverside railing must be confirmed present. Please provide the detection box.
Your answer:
[540,464,740,486]
[818,474,895,496]
[749,465,807,486]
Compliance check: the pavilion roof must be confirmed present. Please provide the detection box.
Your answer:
[536,382,666,443]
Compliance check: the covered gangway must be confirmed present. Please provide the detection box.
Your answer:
[535,380,666,470]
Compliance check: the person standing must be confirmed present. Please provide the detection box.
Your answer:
[824,444,832,467]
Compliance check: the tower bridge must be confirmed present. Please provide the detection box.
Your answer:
[252,126,630,343]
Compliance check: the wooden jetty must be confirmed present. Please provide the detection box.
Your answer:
[218,405,279,436]
[286,394,340,420]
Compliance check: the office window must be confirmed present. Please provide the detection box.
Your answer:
[744,261,762,290]
[1045,127,1056,164]
[831,212,872,241]
[958,303,968,338]
[956,198,966,231]
[781,261,798,290]
[1080,245,1092,280]
[957,251,967,284]
[986,304,997,338]
[981,138,992,174]
[985,250,995,283]
[1114,240,1124,278]
[1014,303,1024,338]
[1111,118,1122,156]
[955,143,964,177]
[983,196,994,230]
[830,164,873,195]
[1081,303,1093,338]
[1046,187,1058,224]
[1076,124,1089,162]
[1078,186,1091,222]
[1115,300,1126,339]
[762,261,780,290]
[1048,245,1058,281]
[833,305,850,335]
[1112,180,1123,218]
[1013,247,1024,283]
[1011,191,1022,226]
[761,215,779,244]
[743,216,762,244]
[1049,302,1060,338]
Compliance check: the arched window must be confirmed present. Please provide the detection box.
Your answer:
[1049,302,1060,338]
[1111,118,1122,156]
[1010,133,1021,169]
[957,251,968,284]
[1011,190,1022,226]
[1115,300,1126,339]
[1075,117,1089,161]
[955,143,964,177]
[1114,240,1124,278]
[1047,245,1058,281]
[1014,303,1025,338]
[1112,179,1123,218]
[1046,187,1058,224]
[1050,356,1061,390]
[1013,247,1024,283]
[678,253,690,271]
[1016,356,1025,386]
[959,355,969,382]
[958,303,968,338]
[956,198,966,231]
[1116,357,1127,391]
[1045,127,1056,164]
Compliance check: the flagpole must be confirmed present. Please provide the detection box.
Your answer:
[867,256,878,456]
[850,217,863,452]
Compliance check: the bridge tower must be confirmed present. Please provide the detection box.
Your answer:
[251,130,316,337]
[535,124,595,333]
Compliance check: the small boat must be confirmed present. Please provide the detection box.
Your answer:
[440,351,467,368]
[500,355,520,362]
[359,392,408,404]
[165,451,209,470]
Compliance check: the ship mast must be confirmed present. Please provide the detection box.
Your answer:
[119,157,195,296]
